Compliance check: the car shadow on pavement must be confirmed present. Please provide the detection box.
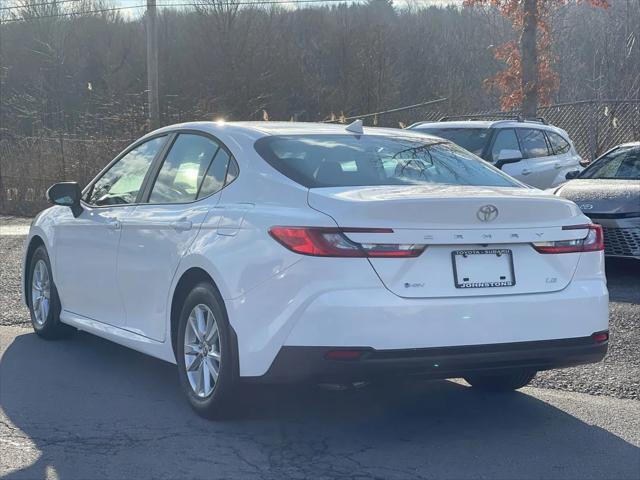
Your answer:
[1,330,638,480]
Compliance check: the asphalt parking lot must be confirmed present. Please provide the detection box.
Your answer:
[1,216,639,479]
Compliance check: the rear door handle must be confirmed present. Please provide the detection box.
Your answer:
[170,220,192,231]
[108,220,121,231]
[521,169,532,176]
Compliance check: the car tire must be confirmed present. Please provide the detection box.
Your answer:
[176,282,238,419]
[464,370,537,392]
[27,245,75,339]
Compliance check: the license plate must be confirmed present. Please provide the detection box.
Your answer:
[452,249,515,288]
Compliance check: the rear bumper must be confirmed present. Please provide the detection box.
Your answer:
[249,336,608,383]
[228,255,608,377]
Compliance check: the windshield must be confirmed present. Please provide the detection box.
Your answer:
[254,134,521,188]
[580,146,640,180]
[411,128,491,156]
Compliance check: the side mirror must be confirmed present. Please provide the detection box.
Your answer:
[495,149,523,168]
[579,158,591,168]
[565,170,580,180]
[47,182,83,217]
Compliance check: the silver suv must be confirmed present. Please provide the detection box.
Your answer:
[409,116,584,189]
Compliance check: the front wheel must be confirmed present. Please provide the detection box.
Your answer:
[176,282,238,419]
[27,245,74,339]
[464,370,537,392]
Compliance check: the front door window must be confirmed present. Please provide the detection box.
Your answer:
[85,136,166,206]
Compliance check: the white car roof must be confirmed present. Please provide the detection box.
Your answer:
[409,120,570,137]
[411,121,497,129]
[147,121,443,142]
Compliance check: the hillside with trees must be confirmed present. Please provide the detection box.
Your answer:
[1,0,638,138]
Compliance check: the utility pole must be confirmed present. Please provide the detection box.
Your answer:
[521,0,538,118]
[146,0,160,130]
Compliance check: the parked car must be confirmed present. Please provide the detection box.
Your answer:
[408,116,584,189]
[23,121,608,418]
[553,142,640,260]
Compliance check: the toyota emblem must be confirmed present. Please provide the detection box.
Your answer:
[477,204,499,222]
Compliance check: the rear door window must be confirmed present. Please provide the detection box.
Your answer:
[148,134,220,203]
[546,131,571,155]
[516,129,551,158]
[490,129,521,162]
[198,148,234,199]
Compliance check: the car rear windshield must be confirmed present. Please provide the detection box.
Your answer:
[254,134,521,188]
[410,128,491,156]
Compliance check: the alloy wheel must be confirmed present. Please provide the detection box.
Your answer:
[184,304,221,398]
[31,259,51,326]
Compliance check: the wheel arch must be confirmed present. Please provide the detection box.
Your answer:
[23,235,46,307]
[169,267,238,372]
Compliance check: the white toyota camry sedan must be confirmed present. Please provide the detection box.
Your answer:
[22,121,609,418]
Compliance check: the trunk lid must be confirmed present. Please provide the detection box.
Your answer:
[308,185,589,298]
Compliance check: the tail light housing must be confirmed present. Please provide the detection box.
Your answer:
[268,226,426,258]
[324,349,365,360]
[591,331,609,343]
[533,224,604,254]
[579,157,591,168]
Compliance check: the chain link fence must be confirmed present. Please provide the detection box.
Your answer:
[0,136,132,216]
[1,99,638,216]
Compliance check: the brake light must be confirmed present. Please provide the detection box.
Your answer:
[533,224,604,254]
[268,226,426,258]
[591,331,609,343]
[325,349,364,360]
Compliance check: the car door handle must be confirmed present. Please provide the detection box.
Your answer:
[554,163,562,169]
[170,220,192,231]
[521,169,532,175]
[108,220,121,231]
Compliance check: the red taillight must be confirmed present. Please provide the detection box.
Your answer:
[325,349,364,360]
[268,226,426,258]
[533,224,604,254]
[591,331,609,343]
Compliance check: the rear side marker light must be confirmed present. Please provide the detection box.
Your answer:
[533,224,604,254]
[592,331,609,343]
[269,226,427,258]
[325,350,364,361]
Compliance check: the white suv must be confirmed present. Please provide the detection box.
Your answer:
[409,117,584,189]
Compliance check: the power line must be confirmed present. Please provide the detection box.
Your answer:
[175,0,364,7]
[324,98,449,123]
[0,0,364,20]
[1,4,146,22]
[0,0,82,12]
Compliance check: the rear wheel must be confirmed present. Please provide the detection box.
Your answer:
[464,370,536,392]
[176,282,237,419]
[27,245,74,339]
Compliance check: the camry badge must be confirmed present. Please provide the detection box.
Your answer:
[477,205,499,222]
